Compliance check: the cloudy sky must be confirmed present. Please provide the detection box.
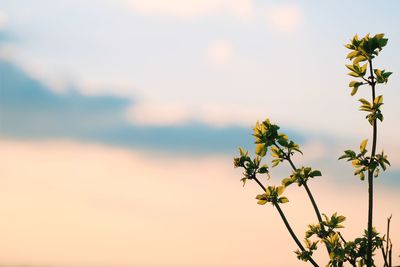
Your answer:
[0,1,399,267]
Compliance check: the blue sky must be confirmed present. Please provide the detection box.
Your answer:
[0,1,400,266]
[1,0,399,151]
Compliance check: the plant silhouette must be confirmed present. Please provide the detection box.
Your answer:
[233,33,396,267]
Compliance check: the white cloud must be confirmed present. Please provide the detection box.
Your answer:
[198,104,261,127]
[266,4,304,33]
[126,101,191,126]
[207,39,234,66]
[122,0,255,21]
[125,101,263,127]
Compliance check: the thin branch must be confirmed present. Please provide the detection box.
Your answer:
[275,203,320,267]
[251,176,320,267]
[273,142,324,228]
[366,59,378,267]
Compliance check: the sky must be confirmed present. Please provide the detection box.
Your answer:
[0,1,399,267]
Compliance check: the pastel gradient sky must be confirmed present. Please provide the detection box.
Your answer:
[0,1,399,267]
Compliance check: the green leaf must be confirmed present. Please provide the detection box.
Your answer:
[282,177,295,187]
[258,165,269,174]
[383,71,392,78]
[309,170,322,177]
[378,38,388,48]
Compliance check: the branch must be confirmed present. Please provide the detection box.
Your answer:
[251,176,320,267]
[366,59,378,267]
[273,142,324,228]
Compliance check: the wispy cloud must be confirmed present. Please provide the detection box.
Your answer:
[126,101,191,126]
[0,58,264,154]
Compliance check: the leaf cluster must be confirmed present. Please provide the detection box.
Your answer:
[358,96,384,125]
[339,140,390,180]
[233,147,269,186]
[255,186,289,206]
[345,33,392,96]
[253,119,302,159]
[282,167,322,187]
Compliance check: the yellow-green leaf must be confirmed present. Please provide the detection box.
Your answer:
[279,197,289,204]
[360,139,368,152]
[255,143,266,157]
[374,95,383,105]
[257,199,268,205]
[277,186,285,196]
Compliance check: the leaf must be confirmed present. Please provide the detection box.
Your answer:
[270,146,280,158]
[255,143,266,157]
[278,197,289,204]
[360,139,368,152]
[348,71,360,77]
[337,215,346,223]
[374,95,383,105]
[257,199,268,205]
[352,159,361,167]
[354,55,367,64]
[277,186,285,196]
[383,71,392,78]
[282,177,295,187]
[239,147,245,156]
[346,64,357,72]
[349,81,358,87]
[351,87,358,96]
[266,187,272,196]
[346,51,360,60]
[271,159,280,167]
[309,170,322,177]
[360,63,368,74]
[258,165,269,174]
[359,98,371,105]
[378,38,388,48]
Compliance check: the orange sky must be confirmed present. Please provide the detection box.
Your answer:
[0,139,398,267]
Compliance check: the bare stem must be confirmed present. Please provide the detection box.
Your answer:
[381,215,393,267]
[275,203,320,267]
